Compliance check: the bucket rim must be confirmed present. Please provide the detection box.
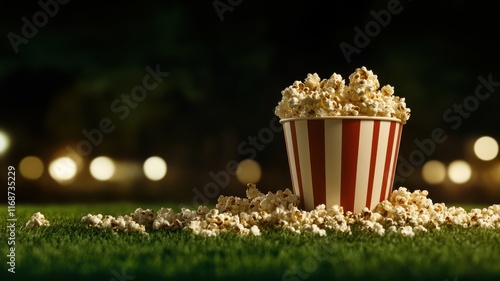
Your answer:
[279,116,404,124]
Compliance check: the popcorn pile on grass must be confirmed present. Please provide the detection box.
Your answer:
[81,184,500,237]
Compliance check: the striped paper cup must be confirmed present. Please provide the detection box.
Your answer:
[281,116,404,213]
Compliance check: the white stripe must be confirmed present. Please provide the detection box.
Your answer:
[370,121,390,209]
[283,122,300,197]
[353,121,374,213]
[295,120,314,210]
[324,119,342,209]
[385,123,401,199]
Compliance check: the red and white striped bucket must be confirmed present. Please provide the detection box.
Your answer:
[281,116,404,213]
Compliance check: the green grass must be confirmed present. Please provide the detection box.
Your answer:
[1,203,500,281]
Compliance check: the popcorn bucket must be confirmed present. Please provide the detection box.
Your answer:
[280,116,404,213]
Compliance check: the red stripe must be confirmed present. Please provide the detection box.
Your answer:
[365,121,380,209]
[387,123,403,199]
[340,120,361,212]
[380,122,397,202]
[290,122,305,208]
[307,120,326,207]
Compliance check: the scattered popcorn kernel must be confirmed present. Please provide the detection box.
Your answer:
[26,212,50,227]
[250,225,261,236]
[399,226,415,237]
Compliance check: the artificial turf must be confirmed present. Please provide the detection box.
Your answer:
[1,203,500,281]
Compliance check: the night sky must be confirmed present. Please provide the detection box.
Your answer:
[1,0,500,204]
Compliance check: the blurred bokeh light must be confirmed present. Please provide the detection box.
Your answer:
[19,156,44,180]
[448,160,472,184]
[143,156,167,181]
[236,159,262,184]
[489,163,500,185]
[0,130,10,155]
[474,136,499,161]
[422,160,446,185]
[49,157,78,184]
[90,156,116,181]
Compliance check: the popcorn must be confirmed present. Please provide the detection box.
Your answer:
[373,222,385,236]
[81,185,500,237]
[311,224,326,236]
[26,212,50,227]
[413,225,428,234]
[387,225,398,234]
[275,66,411,124]
[81,214,103,227]
[399,226,415,237]
[250,225,261,236]
[81,211,150,234]
[130,208,155,230]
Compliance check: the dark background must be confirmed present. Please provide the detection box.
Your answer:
[1,0,499,205]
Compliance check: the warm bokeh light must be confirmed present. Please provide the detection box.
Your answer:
[236,159,262,184]
[489,163,500,184]
[448,160,472,184]
[422,160,446,185]
[49,157,77,182]
[474,136,499,161]
[0,130,10,155]
[143,156,167,181]
[19,156,44,180]
[90,156,116,181]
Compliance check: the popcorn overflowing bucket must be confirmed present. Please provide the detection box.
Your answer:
[281,116,404,213]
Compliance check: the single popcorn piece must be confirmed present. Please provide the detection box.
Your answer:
[130,208,155,230]
[413,225,428,234]
[26,212,50,227]
[399,226,415,237]
[275,66,411,124]
[250,225,261,236]
[81,213,103,227]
